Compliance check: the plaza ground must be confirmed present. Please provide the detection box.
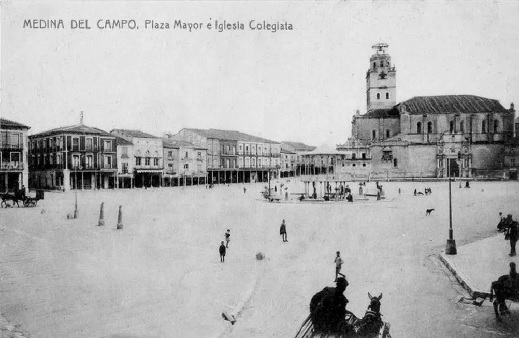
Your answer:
[1,180,519,337]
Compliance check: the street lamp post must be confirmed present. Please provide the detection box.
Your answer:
[445,158,457,255]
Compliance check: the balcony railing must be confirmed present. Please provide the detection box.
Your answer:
[0,163,24,170]
[134,164,162,169]
[0,144,23,150]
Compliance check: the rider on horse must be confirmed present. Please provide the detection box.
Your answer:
[490,262,519,319]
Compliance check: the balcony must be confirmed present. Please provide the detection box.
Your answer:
[0,144,23,150]
[134,164,162,170]
[0,163,24,170]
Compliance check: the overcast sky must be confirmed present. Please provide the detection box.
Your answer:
[1,1,519,146]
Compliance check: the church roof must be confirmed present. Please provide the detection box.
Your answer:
[400,95,508,114]
[361,108,400,119]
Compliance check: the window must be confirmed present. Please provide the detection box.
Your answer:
[460,121,464,134]
[104,156,112,168]
[72,138,79,151]
[380,61,383,67]
[373,62,376,68]
[197,151,201,158]
[386,92,389,99]
[372,130,376,140]
[104,140,112,151]
[184,164,189,170]
[185,151,188,158]
[238,157,243,167]
[197,163,202,172]
[386,130,390,138]
[258,158,262,167]
[10,152,20,166]
[494,120,499,133]
[352,153,356,160]
[482,121,487,133]
[145,157,150,166]
[427,122,433,134]
[86,138,93,151]
[258,147,262,156]
[417,122,422,134]
[382,150,393,161]
[167,151,173,159]
[86,155,93,168]
[394,158,398,167]
[450,121,454,133]
[512,158,516,166]
[73,155,80,168]
[252,158,256,167]
[9,133,20,148]
[376,93,381,100]
[239,145,243,153]
[136,157,141,166]
[362,153,366,159]
[56,155,61,165]
[122,163,128,173]
[154,158,159,166]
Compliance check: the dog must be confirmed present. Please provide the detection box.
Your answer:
[426,208,435,216]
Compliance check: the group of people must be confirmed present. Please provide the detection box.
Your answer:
[219,229,231,262]
[497,213,518,256]
[413,188,432,196]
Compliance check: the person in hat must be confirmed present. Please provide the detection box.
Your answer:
[280,219,288,242]
[334,251,344,282]
[310,277,352,335]
[225,229,231,248]
[505,215,518,256]
[219,241,226,262]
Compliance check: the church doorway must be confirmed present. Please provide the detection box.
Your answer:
[448,158,460,178]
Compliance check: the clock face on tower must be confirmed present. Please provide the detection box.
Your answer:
[378,71,387,80]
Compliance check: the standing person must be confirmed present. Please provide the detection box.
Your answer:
[225,229,231,248]
[219,241,226,262]
[334,251,344,282]
[280,219,288,242]
[497,212,505,232]
[243,187,246,193]
[505,216,518,256]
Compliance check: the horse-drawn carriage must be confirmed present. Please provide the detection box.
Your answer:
[487,263,519,320]
[295,292,391,338]
[1,189,39,208]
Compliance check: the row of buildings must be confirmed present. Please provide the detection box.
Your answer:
[0,116,316,192]
[3,43,519,193]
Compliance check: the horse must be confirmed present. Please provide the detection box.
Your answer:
[489,274,519,320]
[1,193,21,208]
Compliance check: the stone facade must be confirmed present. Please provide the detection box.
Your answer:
[0,118,30,193]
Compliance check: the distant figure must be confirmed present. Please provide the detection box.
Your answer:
[244,187,246,193]
[505,215,518,256]
[465,181,470,188]
[299,194,305,202]
[346,193,353,202]
[219,241,226,262]
[398,188,401,194]
[414,189,417,196]
[280,219,288,242]
[334,251,344,282]
[359,185,363,196]
[225,229,231,248]
[275,185,277,192]
[498,212,506,232]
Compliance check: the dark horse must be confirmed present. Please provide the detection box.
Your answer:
[489,263,519,320]
[296,292,391,338]
[1,193,21,208]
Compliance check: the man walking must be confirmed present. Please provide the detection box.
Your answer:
[225,229,231,248]
[505,215,518,256]
[280,219,288,242]
[334,251,344,282]
[219,241,226,262]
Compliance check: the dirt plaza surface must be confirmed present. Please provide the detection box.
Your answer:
[1,180,519,337]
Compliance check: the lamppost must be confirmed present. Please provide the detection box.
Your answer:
[445,158,457,255]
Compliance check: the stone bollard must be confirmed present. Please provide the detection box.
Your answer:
[116,205,123,229]
[98,202,105,226]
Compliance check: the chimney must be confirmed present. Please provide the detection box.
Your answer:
[80,111,84,125]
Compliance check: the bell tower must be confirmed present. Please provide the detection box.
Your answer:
[366,43,396,111]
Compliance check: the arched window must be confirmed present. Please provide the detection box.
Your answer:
[494,120,499,133]
[460,121,464,133]
[376,93,381,100]
[417,122,422,134]
[373,62,376,68]
[372,130,377,140]
[482,121,486,133]
[450,121,454,133]
[427,121,433,134]
[386,92,389,99]
[386,129,390,138]
[380,61,384,67]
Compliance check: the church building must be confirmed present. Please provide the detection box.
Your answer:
[350,43,515,179]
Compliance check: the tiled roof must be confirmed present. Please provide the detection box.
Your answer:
[31,124,113,138]
[114,135,133,146]
[361,108,400,119]
[111,129,160,139]
[182,128,279,144]
[163,139,204,149]
[281,141,316,152]
[0,118,30,129]
[400,95,508,114]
